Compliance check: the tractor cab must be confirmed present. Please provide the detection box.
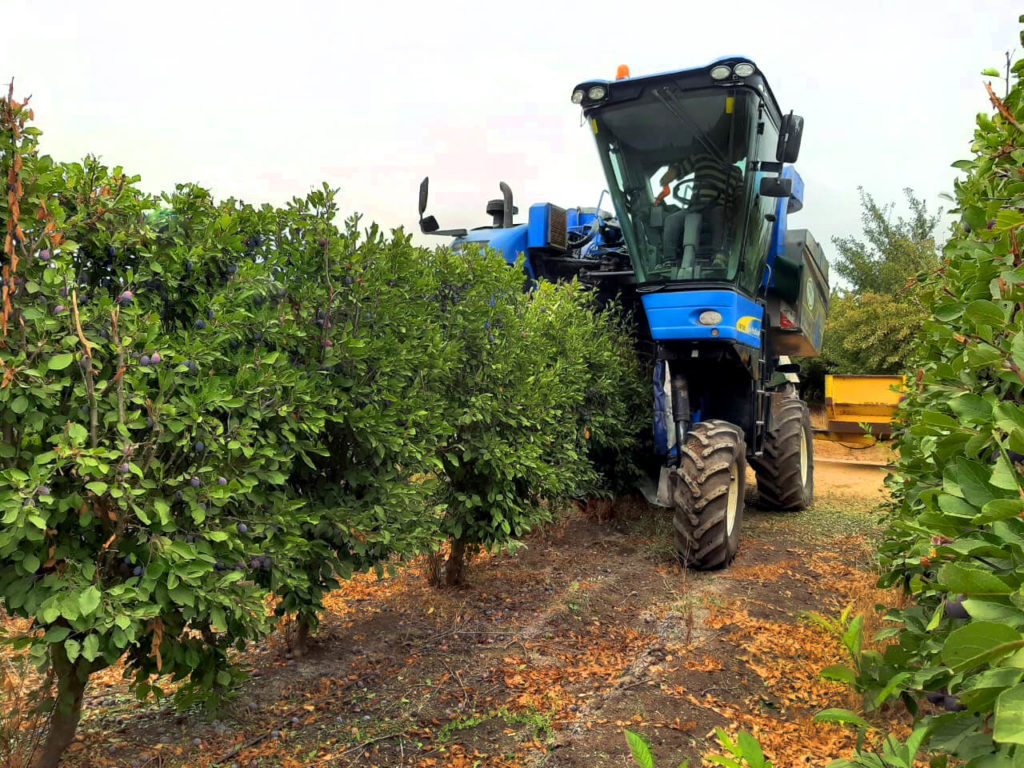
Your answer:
[572,57,828,359]
[574,58,799,293]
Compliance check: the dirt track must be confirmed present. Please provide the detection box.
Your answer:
[53,442,897,768]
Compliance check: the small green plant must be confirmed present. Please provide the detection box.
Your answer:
[707,728,774,768]
[624,728,772,768]
[625,729,684,768]
[806,605,912,711]
[826,728,929,768]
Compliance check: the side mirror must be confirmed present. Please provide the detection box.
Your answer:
[775,112,804,164]
[759,176,793,198]
[418,177,429,217]
[415,176,469,238]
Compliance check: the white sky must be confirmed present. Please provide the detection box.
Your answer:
[4,0,1020,266]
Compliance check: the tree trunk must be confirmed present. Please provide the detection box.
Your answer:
[33,645,90,768]
[444,537,468,587]
[292,615,312,659]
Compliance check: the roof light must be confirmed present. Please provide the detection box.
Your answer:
[710,65,732,80]
[734,62,756,77]
[698,311,723,326]
[587,85,607,100]
[571,89,585,105]
[616,64,630,80]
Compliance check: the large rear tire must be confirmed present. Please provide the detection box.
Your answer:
[751,395,814,510]
[671,420,747,570]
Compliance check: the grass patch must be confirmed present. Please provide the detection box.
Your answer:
[437,706,552,743]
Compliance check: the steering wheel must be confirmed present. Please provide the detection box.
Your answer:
[672,181,692,206]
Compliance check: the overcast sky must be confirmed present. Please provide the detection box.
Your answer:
[4,0,1020,263]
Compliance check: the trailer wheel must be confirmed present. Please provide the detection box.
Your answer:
[672,420,747,570]
[752,396,814,510]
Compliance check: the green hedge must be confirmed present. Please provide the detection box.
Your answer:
[827,23,1024,768]
[0,92,646,766]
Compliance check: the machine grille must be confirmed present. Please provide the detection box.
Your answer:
[548,205,568,251]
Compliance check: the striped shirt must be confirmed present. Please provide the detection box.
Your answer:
[671,154,744,208]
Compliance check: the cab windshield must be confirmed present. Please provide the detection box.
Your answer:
[593,87,759,287]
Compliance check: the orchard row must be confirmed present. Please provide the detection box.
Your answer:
[0,93,647,766]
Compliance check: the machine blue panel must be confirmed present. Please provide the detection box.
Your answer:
[527,204,553,249]
[641,289,763,347]
[762,166,804,289]
[454,225,534,278]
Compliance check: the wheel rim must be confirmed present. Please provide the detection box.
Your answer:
[799,428,809,488]
[726,461,740,535]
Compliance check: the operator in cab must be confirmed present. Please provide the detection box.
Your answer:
[654,145,745,272]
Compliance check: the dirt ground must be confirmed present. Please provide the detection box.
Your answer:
[807,437,892,500]
[14,453,901,768]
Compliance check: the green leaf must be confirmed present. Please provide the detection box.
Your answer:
[963,599,1024,626]
[996,210,1024,233]
[965,300,1006,328]
[736,732,765,768]
[819,664,857,686]
[47,353,74,371]
[982,68,1002,77]
[624,730,654,768]
[939,563,1014,595]
[994,684,1024,745]
[154,498,171,525]
[955,458,998,506]
[43,626,71,644]
[85,482,108,495]
[996,402,1024,435]
[942,621,1023,670]
[68,422,88,443]
[813,708,870,729]
[22,553,40,573]
[81,634,100,662]
[10,396,29,414]
[210,606,227,633]
[64,638,81,663]
[938,493,978,519]
[78,586,102,617]
[950,394,993,424]
[169,584,194,607]
[992,453,1021,491]
[975,499,1024,524]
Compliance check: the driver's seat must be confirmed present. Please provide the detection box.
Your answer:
[662,205,728,275]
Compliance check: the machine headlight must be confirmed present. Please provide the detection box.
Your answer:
[733,62,756,77]
[587,85,607,100]
[571,89,585,105]
[698,310,723,326]
[709,65,732,80]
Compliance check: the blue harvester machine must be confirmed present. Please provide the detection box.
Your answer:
[417,58,829,569]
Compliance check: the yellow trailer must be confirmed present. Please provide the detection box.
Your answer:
[823,374,906,445]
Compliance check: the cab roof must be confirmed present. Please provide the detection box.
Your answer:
[572,57,784,126]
